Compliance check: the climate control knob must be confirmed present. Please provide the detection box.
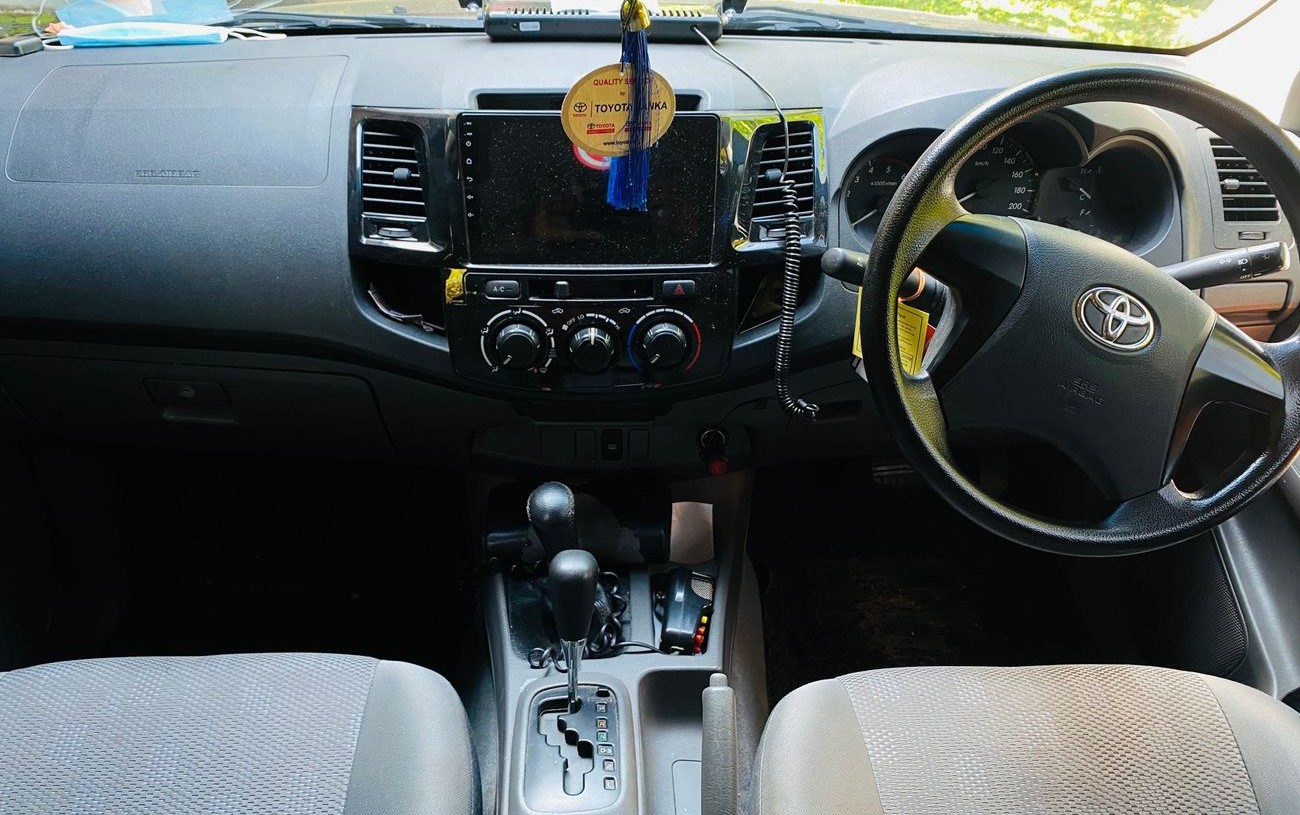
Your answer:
[494,321,542,370]
[568,326,615,374]
[641,321,689,369]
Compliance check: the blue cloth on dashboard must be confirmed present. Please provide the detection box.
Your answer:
[55,21,229,46]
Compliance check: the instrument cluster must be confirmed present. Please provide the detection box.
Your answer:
[842,115,1178,256]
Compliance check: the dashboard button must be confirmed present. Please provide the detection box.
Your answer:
[662,280,697,299]
[485,279,522,299]
[554,280,571,298]
[601,429,623,461]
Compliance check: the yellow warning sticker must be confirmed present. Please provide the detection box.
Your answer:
[853,286,864,360]
[852,287,930,375]
[896,300,929,375]
[561,63,675,157]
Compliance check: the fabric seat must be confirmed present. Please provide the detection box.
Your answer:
[758,664,1300,814]
[0,653,479,815]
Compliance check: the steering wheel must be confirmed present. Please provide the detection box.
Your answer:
[860,64,1300,556]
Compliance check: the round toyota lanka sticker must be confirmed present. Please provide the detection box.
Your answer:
[561,63,675,157]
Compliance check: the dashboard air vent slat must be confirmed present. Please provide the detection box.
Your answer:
[750,122,816,236]
[360,121,428,222]
[1210,136,1279,223]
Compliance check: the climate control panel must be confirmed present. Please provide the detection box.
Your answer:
[446,270,735,392]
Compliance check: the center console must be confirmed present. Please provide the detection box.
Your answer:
[467,473,765,815]
[447,112,732,392]
[349,106,829,397]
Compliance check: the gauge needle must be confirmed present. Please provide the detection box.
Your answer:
[957,179,994,205]
[1066,179,1092,200]
[850,207,879,227]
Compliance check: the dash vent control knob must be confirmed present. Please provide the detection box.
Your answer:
[568,326,614,374]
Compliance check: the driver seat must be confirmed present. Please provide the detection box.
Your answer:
[0,653,480,815]
[758,664,1300,814]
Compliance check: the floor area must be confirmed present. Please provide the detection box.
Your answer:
[2,444,1250,714]
[1,443,477,679]
[747,459,1245,705]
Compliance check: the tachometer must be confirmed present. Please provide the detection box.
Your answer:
[956,135,1040,218]
[844,156,910,248]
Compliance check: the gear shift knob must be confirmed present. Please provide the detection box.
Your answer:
[549,549,599,642]
[528,482,577,556]
[548,548,598,713]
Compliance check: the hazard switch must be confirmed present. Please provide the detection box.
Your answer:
[662,280,697,300]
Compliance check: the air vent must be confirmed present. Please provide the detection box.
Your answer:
[1210,136,1279,223]
[749,122,816,237]
[360,121,427,224]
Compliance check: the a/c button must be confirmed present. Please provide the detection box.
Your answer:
[485,279,522,299]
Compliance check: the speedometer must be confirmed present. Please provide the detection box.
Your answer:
[955,135,1040,218]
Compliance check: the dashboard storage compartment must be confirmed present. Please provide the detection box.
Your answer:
[0,357,393,459]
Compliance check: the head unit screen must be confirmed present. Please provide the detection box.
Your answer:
[459,113,720,266]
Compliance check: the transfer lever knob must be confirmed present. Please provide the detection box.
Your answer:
[548,549,599,643]
[528,481,577,555]
[642,321,688,369]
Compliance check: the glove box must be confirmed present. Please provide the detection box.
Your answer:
[0,356,393,459]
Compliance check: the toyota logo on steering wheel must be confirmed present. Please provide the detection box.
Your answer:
[1076,286,1156,351]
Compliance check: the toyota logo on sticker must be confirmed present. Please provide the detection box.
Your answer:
[573,102,588,114]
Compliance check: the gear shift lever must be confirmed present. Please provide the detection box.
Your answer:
[528,483,599,712]
[548,549,598,713]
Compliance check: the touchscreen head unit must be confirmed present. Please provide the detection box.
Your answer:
[459,113,720,266]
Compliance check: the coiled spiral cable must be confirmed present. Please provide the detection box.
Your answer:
[695,26,819,420]
[773,170,819,419]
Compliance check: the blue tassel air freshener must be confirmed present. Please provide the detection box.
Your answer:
[605,0,653,211]
[560,1,675,214]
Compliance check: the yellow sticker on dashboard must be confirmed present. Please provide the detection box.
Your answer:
[445,268,466,304]
[561,63,675,157]
[852,287,929,376]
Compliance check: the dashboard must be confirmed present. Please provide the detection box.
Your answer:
[0,31,1295,474]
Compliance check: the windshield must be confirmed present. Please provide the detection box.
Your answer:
[3,0,1275,49]
[738,0,1275,49]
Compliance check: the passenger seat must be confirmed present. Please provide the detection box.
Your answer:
[0,653,479,815]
